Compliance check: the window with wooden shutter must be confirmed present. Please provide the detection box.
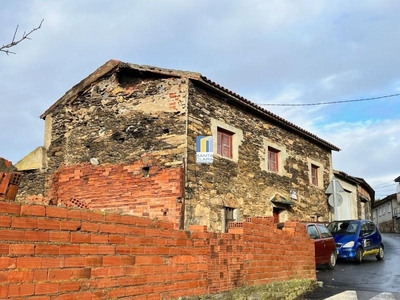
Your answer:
[268,147,279,172]
[217,128,233,159]
[311,164,319,186]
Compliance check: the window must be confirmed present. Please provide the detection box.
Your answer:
[306,225,319,239]
[317,224,332,238]
[217,128,233,159]
[262,140,287,176]
[268,147,279,172]
[383,206,385,215]
[224,207,237,233]
[311,164,319,186]
[211,118,243,162]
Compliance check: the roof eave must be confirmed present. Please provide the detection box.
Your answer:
[40,59,123,119]
[195,77,340,152]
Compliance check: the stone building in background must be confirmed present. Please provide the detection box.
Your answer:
[15,60,340,232]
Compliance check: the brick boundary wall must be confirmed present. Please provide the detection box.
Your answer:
[18,158,185,230]
[0,201,315,299]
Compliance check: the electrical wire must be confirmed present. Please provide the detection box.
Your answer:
[260,92,400,107]
[373,183,397,189]
[372,180,398,188]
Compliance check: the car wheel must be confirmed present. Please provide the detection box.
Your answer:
[376,245,384,260]
[327,251,337,269]
[355,247,363,264]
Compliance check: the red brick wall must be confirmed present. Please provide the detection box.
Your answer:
[48,159,184,229]
[0,201,315,299]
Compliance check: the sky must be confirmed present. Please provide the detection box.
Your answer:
[0,1,399,199]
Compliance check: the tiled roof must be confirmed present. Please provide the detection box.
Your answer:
[199,76,339,151]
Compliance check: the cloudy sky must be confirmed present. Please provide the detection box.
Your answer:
[1,1,399,198]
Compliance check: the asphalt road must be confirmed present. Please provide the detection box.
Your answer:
[298,233,400,300]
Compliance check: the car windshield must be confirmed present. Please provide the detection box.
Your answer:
[327,220,359,234]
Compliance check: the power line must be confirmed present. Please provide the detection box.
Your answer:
[372,180,397,188]
[260,92,400,107]
[373,183,397,189]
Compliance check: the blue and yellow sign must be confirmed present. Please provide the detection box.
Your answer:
[196,136,213,164]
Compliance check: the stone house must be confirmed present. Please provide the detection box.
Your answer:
[16,60,340,232]
[329,170,374,221]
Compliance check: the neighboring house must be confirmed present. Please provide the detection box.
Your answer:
[372,193,399,233]
[15,60,340,232]
[373,175,400,232]
[329,170,374,221]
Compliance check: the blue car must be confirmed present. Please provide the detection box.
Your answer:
[327,219,384,263]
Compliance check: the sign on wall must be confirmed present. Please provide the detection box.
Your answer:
[196,136,213,164]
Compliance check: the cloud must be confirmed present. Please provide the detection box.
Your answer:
[320,70,361,90]
[1,0,399,198]
[317,119,400,190]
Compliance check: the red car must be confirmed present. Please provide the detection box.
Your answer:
[305,222,337,269]
[277,222,337,269]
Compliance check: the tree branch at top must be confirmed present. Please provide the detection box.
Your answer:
[1,19,44,55]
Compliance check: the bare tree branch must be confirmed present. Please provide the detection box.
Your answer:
[1,19,44,55]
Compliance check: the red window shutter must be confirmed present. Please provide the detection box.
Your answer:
[268,148,278,172]
[217,129,233,158]
[311,165,318,185]
[221,133,232,158]
[217,131,222,155]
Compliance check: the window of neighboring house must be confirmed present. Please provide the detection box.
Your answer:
[388,203,391,214]
[224,207,237,233]
[217,128,233,159]
[379,207,381,216]
[311,164,319,186]
[268,147,279,172]
[383,206,385,215]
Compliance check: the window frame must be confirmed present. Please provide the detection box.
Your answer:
[267,147,280,172]
[261,139,287,176]
[307,159,324,189]
[311,164,319,186]
[210,118,243,162]
[217,128,233,159]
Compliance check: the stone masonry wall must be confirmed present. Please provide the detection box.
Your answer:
[18,70,189,224]
[186,82,333,231]
[357,185,372,219]
[16,170,46,204]
[0,201,315,299]
[378,219,395,233]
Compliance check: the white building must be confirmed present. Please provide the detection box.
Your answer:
[329,171,374,221]
[372,193,399,232]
